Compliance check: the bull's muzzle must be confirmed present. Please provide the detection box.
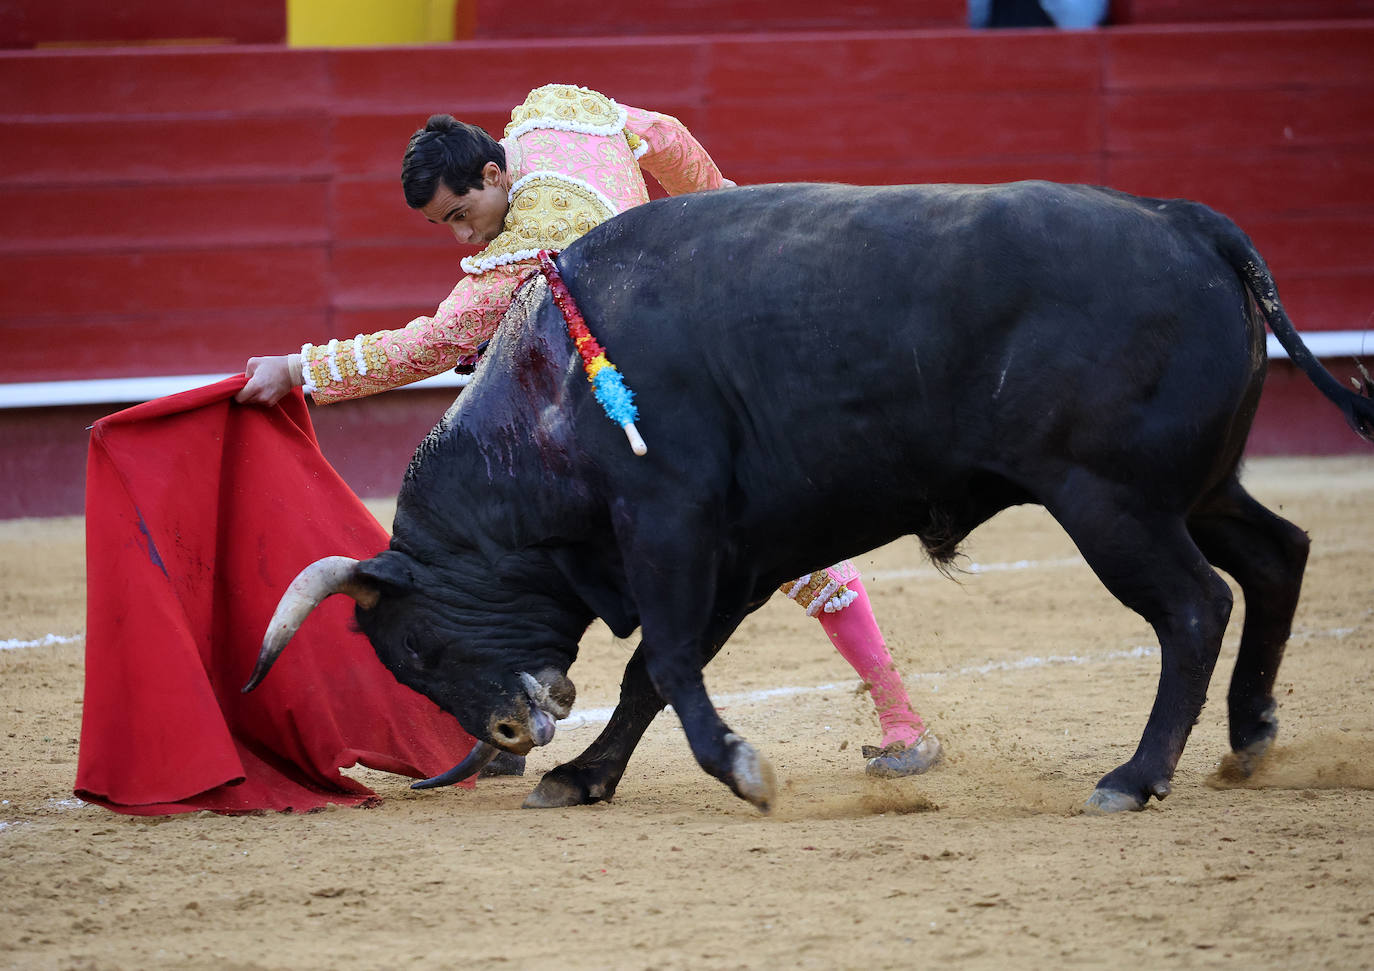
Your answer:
[478,671,570,754]
[411,670,573,790]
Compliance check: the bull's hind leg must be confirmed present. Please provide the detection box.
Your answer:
[1188,477,1310,775]
[1049,483,1235,812]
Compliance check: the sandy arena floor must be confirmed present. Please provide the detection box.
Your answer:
[2,456,1373,970]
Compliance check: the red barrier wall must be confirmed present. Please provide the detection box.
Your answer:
[0,0,284,47]
[471,0,965,36]
[1112,0,1374,23]
[2,21,1372,517]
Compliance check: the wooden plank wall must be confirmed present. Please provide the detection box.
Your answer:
[0,0,284,47]
[2,19,1372,516]
[4,22,1370,385]
[470,0,966,36]
[1112,0,1374,23]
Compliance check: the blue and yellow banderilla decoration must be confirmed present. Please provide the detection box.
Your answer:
[537,250,647,456]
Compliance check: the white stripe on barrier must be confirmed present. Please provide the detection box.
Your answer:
[1267,331,1371,360]
[0,332,1367,410]
[0,369,472,409]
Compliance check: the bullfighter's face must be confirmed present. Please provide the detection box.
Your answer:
[421,163,511,246]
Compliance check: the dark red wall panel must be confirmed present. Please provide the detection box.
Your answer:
[3,20,1374,518]
[0,0,285,48]
[1106,89,1374,155]
[0,247,327,317]
[732,158,1106,187]
[0,49,326,115]
[0,118,329,185]
[1105,151,1374,218]
[5,309,331,382]
[1114,1,1374,25]
[712,93,1102,169]
[330,244,466,311]
[470,0,965,36]
[1271,274,1374,333]
[706,31,1101,101]
[1243,215,1374,277]
[331,178,440,243]
[1248,361,1374,455]
[327,41,712,114]
[1106,23,1374,89]
[0,182,331,253]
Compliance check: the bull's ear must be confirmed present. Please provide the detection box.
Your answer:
[355,550,420,593]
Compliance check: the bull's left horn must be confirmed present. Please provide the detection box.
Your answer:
[410,742,499,789]
[241,555,379,693]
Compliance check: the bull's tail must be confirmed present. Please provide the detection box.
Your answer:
[1214,222,1374,444]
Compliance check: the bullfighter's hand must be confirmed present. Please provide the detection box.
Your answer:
[236,354,303,406]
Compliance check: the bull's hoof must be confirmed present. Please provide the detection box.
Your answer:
[863,732,943,779]
[521,763,617,808]
[1084,778,1170,814]
[1214,734,1275,783]
[1226,702,1278,779]
[1083,788,1147,814]
[1233,734,1274,777]
[522,774,586,809]
[725,733,776,813]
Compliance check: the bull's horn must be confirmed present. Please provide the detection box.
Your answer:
[241,555,379,693]
[410,742,499,789]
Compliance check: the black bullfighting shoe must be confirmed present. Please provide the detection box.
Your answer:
[862,732,943,779]
[478,751,527,777]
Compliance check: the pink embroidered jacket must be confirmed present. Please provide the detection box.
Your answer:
[301,84,728,404]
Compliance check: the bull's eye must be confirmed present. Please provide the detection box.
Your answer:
[403,633,424,665]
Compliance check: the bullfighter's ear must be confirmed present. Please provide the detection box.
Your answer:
[355,550,420,593]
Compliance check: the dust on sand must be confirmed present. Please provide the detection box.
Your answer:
[2,457,1373,969]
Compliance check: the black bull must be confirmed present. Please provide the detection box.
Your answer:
[246,181,1374,814]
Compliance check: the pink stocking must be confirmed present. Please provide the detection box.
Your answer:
[817,578,926,749]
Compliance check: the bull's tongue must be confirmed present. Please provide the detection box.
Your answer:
[530,706,557,746]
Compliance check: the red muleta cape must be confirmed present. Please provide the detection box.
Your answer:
[76,377,477,814]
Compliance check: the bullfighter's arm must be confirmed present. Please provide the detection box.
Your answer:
[623,105,730,196]
[298,262,533,406]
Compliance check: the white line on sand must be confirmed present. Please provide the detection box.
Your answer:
[3,555,1079,652]
[866,555,1084,582]
[561,643,1161,730]
[1,633,84,651]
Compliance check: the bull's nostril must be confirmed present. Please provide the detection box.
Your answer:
[495,722,520,742]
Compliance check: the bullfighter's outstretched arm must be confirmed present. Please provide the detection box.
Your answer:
[241,100,729,408]
[298,263,530,406]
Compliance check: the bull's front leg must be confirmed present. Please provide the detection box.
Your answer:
[614,501,776,812]
[523,645,665,808]
[524,629,773,811]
